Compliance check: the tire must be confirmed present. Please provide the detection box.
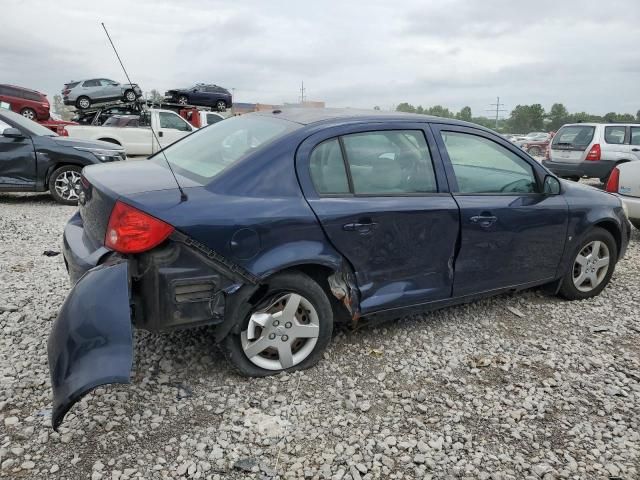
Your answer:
[558,227,617,300]
[631,220,640,231]
[123,89,137,102]
[528,146,542,157]
[48,165,83,205]
[177,95,189,105]
[20,108,37,120]
[76,96,91,109]
[222,271,334,377]
[216,100,227,112]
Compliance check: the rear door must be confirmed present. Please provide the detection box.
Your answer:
[297,123,460,313]
[432,125,567,296]
[0,117,37,188]
[81,79,102,100]
[602,125,630,161]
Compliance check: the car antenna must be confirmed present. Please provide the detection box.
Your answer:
[101,22,188,202]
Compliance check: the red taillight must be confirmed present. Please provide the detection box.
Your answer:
[105,201,174,254]
[605,167,620,192]
[60,127,69,136]
[585,144,601,161]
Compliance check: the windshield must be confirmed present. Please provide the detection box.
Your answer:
[153,114,300,183]
[0,108,58,136]
[552,125,594,149]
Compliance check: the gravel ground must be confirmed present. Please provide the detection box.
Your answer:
[1,190,639,480]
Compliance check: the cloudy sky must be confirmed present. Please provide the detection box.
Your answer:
[2,0,639,116]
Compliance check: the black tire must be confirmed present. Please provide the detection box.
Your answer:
[558,227,617,300]
[48,165,83,205]
[76,96,91,109]
[123,89,137,102]
[631,220,640,231]
[561,176,580,182]
[216,100,227,112]
[528,146,542,157]
[20,108,37,120]
[222,271,334,377]
[177,95,189,105]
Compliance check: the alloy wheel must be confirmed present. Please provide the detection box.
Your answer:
[572,240,610,292]
[54,170,81,202]
[78,98,90,109]
[125,91,136,101]
[178,96,188,105]
[241,293,320,371]
[22,109,35,120]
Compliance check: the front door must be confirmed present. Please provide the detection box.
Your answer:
[298,125,460,313]
[0,118,36,188]
[156,112,193,150]
[432,125,568,297]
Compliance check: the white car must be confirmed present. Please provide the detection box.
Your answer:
[64,109,196,156]
[606,161,640,230]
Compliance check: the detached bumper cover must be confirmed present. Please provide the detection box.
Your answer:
[48,261,133,430]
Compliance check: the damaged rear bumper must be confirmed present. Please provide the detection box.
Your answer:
[48,261,133,430]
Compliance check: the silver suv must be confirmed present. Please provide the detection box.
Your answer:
[62,79,142,109]
[543,123,640,182]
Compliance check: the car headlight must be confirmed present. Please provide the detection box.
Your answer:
[74,146,126,162]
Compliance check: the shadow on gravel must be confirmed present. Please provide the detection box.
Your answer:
[0,192,57,204]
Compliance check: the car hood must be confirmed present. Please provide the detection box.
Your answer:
[53,136,125,151]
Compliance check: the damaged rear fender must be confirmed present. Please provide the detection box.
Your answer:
[48,260,133,430]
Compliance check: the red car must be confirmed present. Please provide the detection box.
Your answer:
[0,84,50,121]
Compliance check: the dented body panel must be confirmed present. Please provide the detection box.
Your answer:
[48,261,133,430]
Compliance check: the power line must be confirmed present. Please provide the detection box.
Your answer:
[486,96,507,128]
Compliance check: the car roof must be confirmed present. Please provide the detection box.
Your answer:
[252,107,486,129]
[561,123,639,127]
[0,84,44,94]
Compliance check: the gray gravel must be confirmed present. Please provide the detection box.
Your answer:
[1,190,639,480]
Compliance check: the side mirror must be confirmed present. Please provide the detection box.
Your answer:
[2,128,24,139]
[192,88,198,93]
[543,175,561,195]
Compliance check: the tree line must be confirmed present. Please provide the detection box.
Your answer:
[395,102,640,133]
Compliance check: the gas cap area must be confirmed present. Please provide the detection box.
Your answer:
[229,228,260,259]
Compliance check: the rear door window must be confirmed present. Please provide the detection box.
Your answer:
[631,127,640,146]
[309,138,350,194]
[552,125,595,150]
[604,126,626,144]
[82,80,100,88]
[342,130,437,194]
[22,91,42,102]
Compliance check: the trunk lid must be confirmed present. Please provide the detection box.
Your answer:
[79,160,200,246]
[550,125,595,163]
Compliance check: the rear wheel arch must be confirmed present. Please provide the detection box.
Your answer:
[98,137,121,145]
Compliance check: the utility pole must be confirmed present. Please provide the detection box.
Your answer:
[299,81,306,104]
[486,96,507,129]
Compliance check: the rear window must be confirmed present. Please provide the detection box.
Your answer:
[154,115,300,183]
[552,125,595,150]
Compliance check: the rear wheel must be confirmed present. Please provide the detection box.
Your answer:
[76,96,91,109]
[177,95,189,105]
[558,227,617,300]
[216,100,227,112]
[123,89,137,102]
[49,165,82,205]
[20,108,37,120]
[222,272,333,377]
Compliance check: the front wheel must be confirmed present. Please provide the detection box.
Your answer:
[216,100,227,112]
[49,165,83,205]
[222,272,333,377]
[123,89,137,102]
[558,227,617,300]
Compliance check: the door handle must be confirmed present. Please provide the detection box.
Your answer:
[158,131,164,137]
[632,148,640,152]
[470,215,498,227]
[343,222,378,233]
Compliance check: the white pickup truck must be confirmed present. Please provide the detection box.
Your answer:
[64,109,196,156]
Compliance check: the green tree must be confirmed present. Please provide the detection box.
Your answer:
[426,105,453,118]
[396,102,416,113]
[457,106,472,121]
[508,104,545,133]
[636,110,640,122]
[548,103,569,130]
[146,89,164,104]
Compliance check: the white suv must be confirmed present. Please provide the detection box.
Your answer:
[542,123,640,182]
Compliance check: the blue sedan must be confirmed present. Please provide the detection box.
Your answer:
[49,109,631,429]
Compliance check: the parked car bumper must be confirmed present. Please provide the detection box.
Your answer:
[615,193,640,222]
[542,159,614,179]
[62,96,75,106]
